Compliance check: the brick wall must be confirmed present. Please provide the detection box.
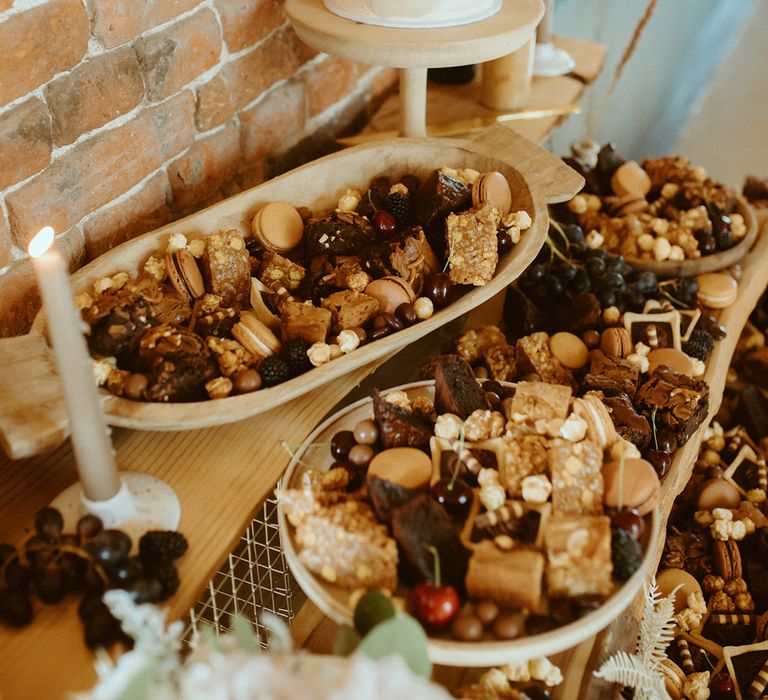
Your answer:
[0,0,397,336]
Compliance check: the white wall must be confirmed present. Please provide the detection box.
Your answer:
[548,0,757,163]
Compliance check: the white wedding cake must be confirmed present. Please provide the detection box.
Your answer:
[323,0,502,28]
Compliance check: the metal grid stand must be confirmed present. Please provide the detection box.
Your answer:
[184,493,295,645]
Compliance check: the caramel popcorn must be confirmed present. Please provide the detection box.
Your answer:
[456,325,507,363]
[434,413,464,440]
[207,336,253,377]
[205,376,233,399]
[464,409,505,441]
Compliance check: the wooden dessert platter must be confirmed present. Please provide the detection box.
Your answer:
[626,196,757,277]
[25,126,582,433]
[278,380,661,667]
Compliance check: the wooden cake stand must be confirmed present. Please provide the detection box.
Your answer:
[285,0,544,137]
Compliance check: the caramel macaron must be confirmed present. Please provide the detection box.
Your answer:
[610,161,652,198]
[471,171,513,215]
[697,478,741,511]
[697,272,738,309]
[368,447,432,490]
[573,395,618,449]
[647,348,695,376]
[549,332,589,369]
[252,201,304,253]
[658,658,685,700]
[166,248,205,301]
[365,276,415,314]
[231,311,281,360]
[602,457,660,515]
[600,327,632,358]
[657,568,703,614]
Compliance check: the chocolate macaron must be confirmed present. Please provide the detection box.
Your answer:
[232,311,281,360]
[600,327,632,358]
[252,201,305,253]
[472,171,513,215]
[166,248,205,301]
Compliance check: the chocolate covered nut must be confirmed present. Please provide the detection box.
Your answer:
[124,373,148,400]
[475,600,499,625]
[234,368,261,393]
[549,332,589,369]
[582,329,601,349]
[493,612,524,640]
[451,613,483,641]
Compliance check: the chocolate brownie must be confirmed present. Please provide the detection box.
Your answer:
[603,392,652,449]
[432,354,491,419]
[84,291,155,359]
[372,389,434,450]
[582,350,640,397]
[305,211,375,257]
[635,366,709,444]
[391,494,469,588]
[412,170,471,228]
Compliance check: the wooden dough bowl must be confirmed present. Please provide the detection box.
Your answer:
[626,196,757,276]
[277,381,661,667]
[34,126,583,430]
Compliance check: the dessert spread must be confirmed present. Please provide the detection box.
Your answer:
[557,144,748,263]
[80,167,530,403]
[280,355,659,644]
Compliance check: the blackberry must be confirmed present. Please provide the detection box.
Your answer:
[139,530,188,564]
[151,562,180,600]
[259,356,291,387]
[386,191,410,227]
[282,338,312,376]
[682,329,715,362]
[611,528,643,581]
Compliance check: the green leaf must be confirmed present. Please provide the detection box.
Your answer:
[358,614,432,678]
[231,614,262,654]
[116,663,156,700]
[353,590,396,636]
[333,624,362,656]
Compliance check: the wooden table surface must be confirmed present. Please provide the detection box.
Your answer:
[0,36,610,700]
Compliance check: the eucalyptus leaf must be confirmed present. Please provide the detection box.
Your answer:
[116,664,156,700]
[358,614,432,678]
[333,624,362,657]
[232,614,262,654]
[353,590,396,636]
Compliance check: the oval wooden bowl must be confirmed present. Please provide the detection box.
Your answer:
[33,126,583,430]
[277,381,661,667]
[626,196,758,276]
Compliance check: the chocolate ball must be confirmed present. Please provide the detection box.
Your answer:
[348,444,375,469]
[353,419,378,445]
[451,613,483,641]
[331,430,356,461]
[475,600,499,625]
[582,329,601,349]
[124,373,148,400]
[234,368,261,394]
[493,612,523,640]
[395,302,417,327]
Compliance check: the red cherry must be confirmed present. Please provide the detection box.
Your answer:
[372,211,397,238]
[409,580,460,631]
[645,449,672,478]
[430,478,472,519]
[709,671,735,699]
[608,508,645,540]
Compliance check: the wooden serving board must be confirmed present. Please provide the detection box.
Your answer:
[626,197,757,276]
[16,126,581,438]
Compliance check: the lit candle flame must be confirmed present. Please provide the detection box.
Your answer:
[28,227,55,258]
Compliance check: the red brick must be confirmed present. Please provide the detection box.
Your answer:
[57,226,87,271]
[84,172,171,260]
[136,8,222,101]
[304,56,368,117]
[168,123,240,212]
[45,48,145,147]
[0,0,89,108]
[0,0,13,12]
[196,73,235,132]
[0,208,11,269]
[7,92,195,245]
[0,260,39,337]
[224,29,312,111]
[90,0,204,49]
[239,80,305,163]
[0,99,52,190]
[215,0,285,54]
